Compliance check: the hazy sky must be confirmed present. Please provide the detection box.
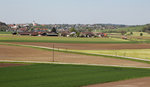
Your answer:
[0,0,150,25]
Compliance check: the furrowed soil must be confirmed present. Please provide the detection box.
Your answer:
[0,45,150,67]
[9,42,150,50]
[83,77,150,87]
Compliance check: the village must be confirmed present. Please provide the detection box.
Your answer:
[9,21,108,38]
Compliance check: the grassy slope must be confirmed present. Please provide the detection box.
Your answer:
[97,26,144,33]
[127,32,150,37]
[0,34,137,44]
[0,32,11,34]
[1,63,150,87]
[75,49,150,60]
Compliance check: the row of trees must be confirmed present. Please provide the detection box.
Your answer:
[99,24,150,35]
[143,24,150,33]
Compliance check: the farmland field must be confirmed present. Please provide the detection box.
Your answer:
[6,42,150,61]
[1,44,150,67]
[1,34,150,87]
[127,32,150,37]
[0,32,11,34]
[1,63,150,87]
[8,42,150,50]
[0,34,134,43]
[0,34,150,43]
[74,49,150,60]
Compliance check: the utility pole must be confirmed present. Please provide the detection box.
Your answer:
[52,44,54,62]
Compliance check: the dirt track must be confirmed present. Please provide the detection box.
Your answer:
[83,77,150,87]
[9,42,150,50]
[1,44,150,67]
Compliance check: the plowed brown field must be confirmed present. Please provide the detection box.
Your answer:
[83,77,150,87]
[0,44,150,67]
[9,42,150,50]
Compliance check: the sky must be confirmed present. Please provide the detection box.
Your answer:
[0,0,150,25]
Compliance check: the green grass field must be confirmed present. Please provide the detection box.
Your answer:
[1,63,150,87]
[1,33,150,43]
[0,34,133,43]
[0,32,11,34]
[108,32,150,39]
[72,49,150,60]
[126,32,150,37]
[1,33,150,87]
[95,26,144,33]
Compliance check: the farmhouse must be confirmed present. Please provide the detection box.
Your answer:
[60,31,70,37]
[46,32,58,36]
[96,33,107,37]
[80,32,95,37]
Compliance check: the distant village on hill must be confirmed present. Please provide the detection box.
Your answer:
[1,21,150,38]
[0,21,129,37]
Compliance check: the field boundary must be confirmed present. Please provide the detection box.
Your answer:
[1,60,150,69]
[1,42,150,64]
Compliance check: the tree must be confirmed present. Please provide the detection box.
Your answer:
[120,30,127,35]
[0,22,8,31]
[51,27,57,33]
[140,33,143,36]
[130,32,133,35]
[143,24,150,32]
[87,28,92,32]
[76,32,80,37]
[69,28,76,32]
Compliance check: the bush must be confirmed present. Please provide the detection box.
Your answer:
[140,33,143,36]
[120,30,127,35]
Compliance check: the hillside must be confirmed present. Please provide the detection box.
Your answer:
[96,25,145,33]
[0,21,8,31]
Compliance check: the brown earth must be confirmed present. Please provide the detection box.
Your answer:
[0,63,27,67]
[83,77,150,87]
[0,44,150,68]
[9,42,150,50]
[1,43,150,87]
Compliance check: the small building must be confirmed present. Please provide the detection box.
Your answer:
[96,33,107,37]
[80,32,95,37]
[60,31,70,37]
[46,32,58,36]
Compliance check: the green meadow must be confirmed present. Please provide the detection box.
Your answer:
[0,32,11,34]
[73,49,150,60]
[0,33,150,87]
[1,33,150,43]
[1,63,150,87]
[0,34,133,43]
[126,32,150,37]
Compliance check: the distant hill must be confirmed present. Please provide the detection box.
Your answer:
[97,25,147,33]
[0,22,8,31]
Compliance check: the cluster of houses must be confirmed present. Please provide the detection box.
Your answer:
[60,31,107,37]
[10,21,107,38]
[12,28,107,38]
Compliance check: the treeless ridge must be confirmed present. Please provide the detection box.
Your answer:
[0,44,150,67]
[9,42,150,50]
